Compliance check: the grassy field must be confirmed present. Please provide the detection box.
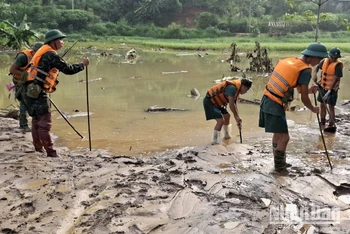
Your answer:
[72,34,350,53]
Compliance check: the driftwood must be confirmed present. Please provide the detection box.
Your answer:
[145,105,187,112]
[0,109,19,120]
[161,71,188,75]
[79,77,102,83]
[237,98,310,112]
[238,98,260,105]
[213,75,253,84]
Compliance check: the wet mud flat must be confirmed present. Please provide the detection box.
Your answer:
[1,116,350,234]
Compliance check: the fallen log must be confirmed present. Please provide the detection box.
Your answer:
[238,98,260,105]
[145,105,187,112]
[0,109,19,120]
[161,71,188,75]
[79,77,103,83]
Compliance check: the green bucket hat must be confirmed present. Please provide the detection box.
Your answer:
[328,47,341,58]
[44,29,66,44]
[301,42,328,58]
[32,42,43,51]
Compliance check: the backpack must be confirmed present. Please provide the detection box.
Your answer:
[14,71,28,101]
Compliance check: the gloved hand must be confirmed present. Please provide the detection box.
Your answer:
[322,90,331,101]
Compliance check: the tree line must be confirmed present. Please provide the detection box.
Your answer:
[1,0,350,49]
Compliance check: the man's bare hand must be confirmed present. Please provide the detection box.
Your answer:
[311,106,319,114]
[82,57,90,66]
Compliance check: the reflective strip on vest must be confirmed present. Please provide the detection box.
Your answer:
[264,57,310,106]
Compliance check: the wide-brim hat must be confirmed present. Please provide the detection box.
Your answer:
[301,42,328,58]
[44,29,66,44]
[32,42,43,51]
[329,47,341,58]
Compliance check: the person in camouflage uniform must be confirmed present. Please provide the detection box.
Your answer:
[22,29,90,157]
[9,42,43,131]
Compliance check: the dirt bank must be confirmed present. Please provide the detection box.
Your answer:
[1,113,350,234]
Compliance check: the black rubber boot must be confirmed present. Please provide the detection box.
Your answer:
[274,150,288,175]
[19,113,31,132]
[273,144,291,168]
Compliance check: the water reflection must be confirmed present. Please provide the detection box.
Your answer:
[0,50,349,156]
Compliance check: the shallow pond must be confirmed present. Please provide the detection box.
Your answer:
[0,48,349,156]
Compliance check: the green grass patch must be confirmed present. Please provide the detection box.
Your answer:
[71,35,350,54]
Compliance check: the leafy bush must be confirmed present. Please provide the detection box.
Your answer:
[219,17,249,33]
[133,24,162,38]
[197,12,219,29]
[87,23,109,36]
[114,19,134,36]
[57,10,99,32]
[162,23,185,39]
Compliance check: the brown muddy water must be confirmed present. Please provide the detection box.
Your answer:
[1,48,349,156]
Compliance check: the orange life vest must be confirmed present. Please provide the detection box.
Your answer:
[264,57,310,106]
[12,49,34,82]
[26,44,59,93]
[207,79,242,107]
[321,58,343,90]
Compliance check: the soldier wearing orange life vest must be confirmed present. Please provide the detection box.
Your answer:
[22,29,90,158]
[313,47,343,130]
[259,42,328,175]
[9,42,43,131]
[203,78,252,144]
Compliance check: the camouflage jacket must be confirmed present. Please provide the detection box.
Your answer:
[35,51,84,85]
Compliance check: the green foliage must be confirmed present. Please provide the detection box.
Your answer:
[197,12,219,29]
[28,6,60,29]
[86,23,109,36]
[218,17,249,33]
[134,0,182,26]
[57,10,99,32]
[162,23,185,39]
[115,19,135,36]
[0,2,14,20]
[1,0,350,41]
[133,24,162,38]
[0,15,39,50]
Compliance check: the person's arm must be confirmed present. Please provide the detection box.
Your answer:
[227,96,242,129]
[312,59,324,83]
[9,54,28,78]
[312,65,319,83]
[39,52,89,75]
[9,63,23,78]
[300,84,318,113]
[298,69,319,114]
[329,76,341,91]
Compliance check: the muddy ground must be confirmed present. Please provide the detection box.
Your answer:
[1,107,350,234]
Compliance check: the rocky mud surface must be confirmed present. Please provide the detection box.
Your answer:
[1,111,350,234]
